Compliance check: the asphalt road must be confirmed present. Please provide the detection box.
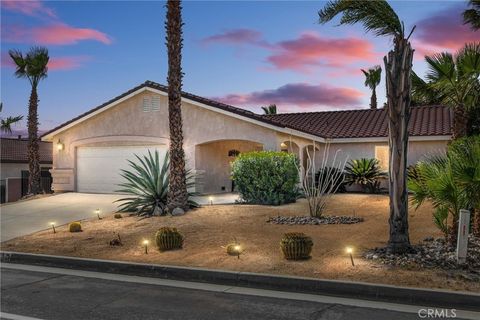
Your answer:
[0,265,474,320]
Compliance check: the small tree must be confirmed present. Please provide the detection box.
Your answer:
[0,103,23,134]
[361,66,382,109]
[261,104,277,115]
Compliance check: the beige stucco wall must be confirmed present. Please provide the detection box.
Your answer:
[49,91,282,192]
[48,89,449,194]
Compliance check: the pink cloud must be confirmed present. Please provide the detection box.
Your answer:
[1,52,90,71]
[414,4,478,56]
[267,32,377,73]
[1,0,56,19]
[3,24,112,45]
[211,83,364,110]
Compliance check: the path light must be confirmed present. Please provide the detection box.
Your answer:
[346,246,355,266]
[95,208,102,220]
[209,196,214,206]
[49,222,56,234]
[143,239,149,254]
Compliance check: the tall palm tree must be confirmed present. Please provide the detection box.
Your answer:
[319,0,415,253]
[464,0,480,31]
[0,103,23,134]
[9,47,49,195]
[361,66,382,109]
[412,42,480,139]
[261,104,277,115]
[166,0,188,211]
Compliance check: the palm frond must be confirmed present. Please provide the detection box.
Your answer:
[319,0,404,38]
[463,0,480,31]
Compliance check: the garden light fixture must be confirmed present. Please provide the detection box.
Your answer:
[95,208,102,220]
[209,196,213,205]
[143,239,149,254]
[49,222,56,234]
[346,246,355,266]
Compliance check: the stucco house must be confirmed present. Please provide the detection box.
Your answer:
[41,81,452,195]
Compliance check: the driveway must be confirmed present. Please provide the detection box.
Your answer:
[0,193,123,242]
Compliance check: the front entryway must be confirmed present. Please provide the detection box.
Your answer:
[76,145,167,193]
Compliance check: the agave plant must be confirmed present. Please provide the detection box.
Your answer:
[344,158,386,193]
[115,150,198,216]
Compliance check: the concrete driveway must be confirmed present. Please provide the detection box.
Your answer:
[0,193,123,242]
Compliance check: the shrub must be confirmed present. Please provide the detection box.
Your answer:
[115,151,199,216]
[344,158,386,193]
[69,221,82,233]
[155,227,184,251]
[231,151,299,205]
[114,213,122,219]
[280,233,313,260]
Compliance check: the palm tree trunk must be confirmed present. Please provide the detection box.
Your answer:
[384,37,414,254]
[452,105,467,139]
[370,87,377,109]
[27,85,41,195]
[449,217,459,246]
[166,0,188,211]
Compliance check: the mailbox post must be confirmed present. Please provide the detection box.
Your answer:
[456,209,470,265]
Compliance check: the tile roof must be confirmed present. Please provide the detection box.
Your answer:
[41,80,452,140]
[1,138,52,163]
[262,105,452,139]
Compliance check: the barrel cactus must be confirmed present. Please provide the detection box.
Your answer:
[280,233,313,260]
[69,221,82,233]
[155,227,183,251]
[114,213,123,219]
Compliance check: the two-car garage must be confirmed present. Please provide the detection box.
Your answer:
[76,145,167,193]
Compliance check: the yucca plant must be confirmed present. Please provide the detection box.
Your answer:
[115,150,198,216]
[344,158,386,193]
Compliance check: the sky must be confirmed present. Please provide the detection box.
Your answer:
[1,0,478,134]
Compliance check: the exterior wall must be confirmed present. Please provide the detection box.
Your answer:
[1,163,29,180]
[49,91,281,193]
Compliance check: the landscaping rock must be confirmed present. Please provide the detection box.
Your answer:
[171,207,185,216]
[363,235,480,281]
[267,215,364,225]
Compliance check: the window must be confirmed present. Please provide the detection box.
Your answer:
[375,145,389,171]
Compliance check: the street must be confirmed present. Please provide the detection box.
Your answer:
[0,264,476,320]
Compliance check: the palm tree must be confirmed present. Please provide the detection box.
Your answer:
[412,42,480,139]
[464,0,480,31]
[165,0,188,211]
[361,66,382,109]
[9,47,49,195]
[0,103,23,134]
[319,0,415,253]
[261,104,277,115]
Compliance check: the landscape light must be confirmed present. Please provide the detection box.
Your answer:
[346,246,355,266]
[143,239,149,254]
[49,222,56,234]
[95,208,102,220]
[209,196,214,205]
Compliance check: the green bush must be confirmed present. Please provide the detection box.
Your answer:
[232,151,300,205]
[344,158,386,193]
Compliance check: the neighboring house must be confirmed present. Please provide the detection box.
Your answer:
[41,81,452,195]
[0,137,53,202]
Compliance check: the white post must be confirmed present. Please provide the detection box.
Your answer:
[456,209,470,265]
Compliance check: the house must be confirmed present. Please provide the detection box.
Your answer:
[41,81,452,195]
[0,137,53,202]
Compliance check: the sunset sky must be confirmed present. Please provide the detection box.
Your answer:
[1,0,477,133]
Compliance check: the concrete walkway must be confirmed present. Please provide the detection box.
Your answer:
[0,193,123,242]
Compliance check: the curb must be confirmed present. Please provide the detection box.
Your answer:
[1,251,479,311]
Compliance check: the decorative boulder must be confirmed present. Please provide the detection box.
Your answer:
[171,207,185,216]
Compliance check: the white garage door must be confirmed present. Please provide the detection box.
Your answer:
[77,145,167,193]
